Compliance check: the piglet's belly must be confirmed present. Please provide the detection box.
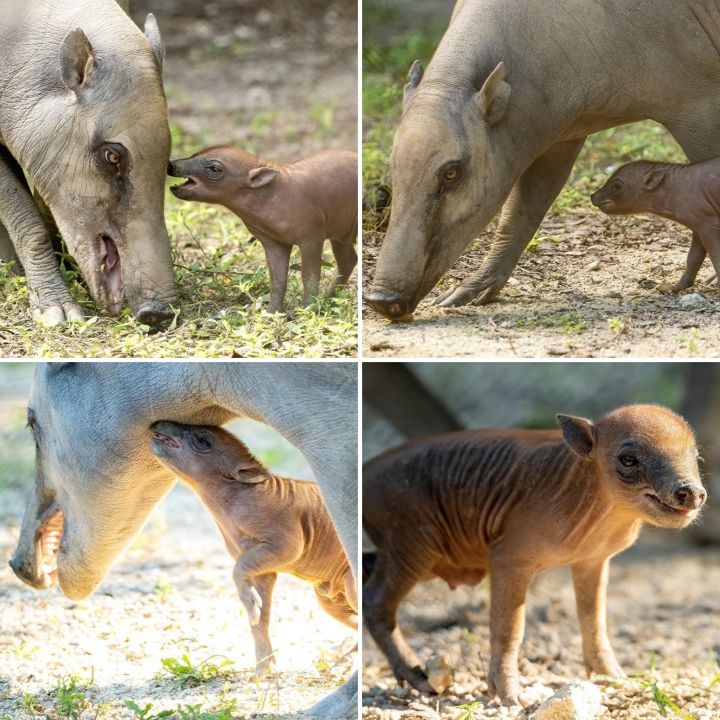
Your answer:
[432,563,488,590]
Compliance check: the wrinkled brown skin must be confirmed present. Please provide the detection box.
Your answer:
[365,0,720,320]
[591,158,720,292]
[168,146,357,312]
[150,421,357,679]
[363,405,706,706]
[0,0,177,326]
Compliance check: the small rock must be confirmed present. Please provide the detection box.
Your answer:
[426,654,453,694]
[588,260,601,271]
[679,292,710,310]
[530,681,603,720]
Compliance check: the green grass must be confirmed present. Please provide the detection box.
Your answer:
[515,311,588,334]
[0,126,356,358]
[362,23,684,228]
[161,652,235,686]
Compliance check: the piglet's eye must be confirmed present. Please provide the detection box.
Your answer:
[612,180,622,191]
[618,454,637,468]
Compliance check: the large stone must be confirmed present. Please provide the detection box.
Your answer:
[530,681,603,720]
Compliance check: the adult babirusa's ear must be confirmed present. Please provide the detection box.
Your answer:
[144,13,165,70]
[403,60,424,107]
[642,168,665,191]
[248,167,279,188]
[60,28,95,92]
[476,61,511,125]
[557,414,597,458]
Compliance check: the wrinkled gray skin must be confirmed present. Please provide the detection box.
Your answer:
[9,362,358,718]
[365,0,720,320]
[0,0,177,326]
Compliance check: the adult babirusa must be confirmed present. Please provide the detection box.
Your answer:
[0,0,177,325]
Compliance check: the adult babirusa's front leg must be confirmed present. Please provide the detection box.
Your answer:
[0,148,84,324]
[435,137,587,307]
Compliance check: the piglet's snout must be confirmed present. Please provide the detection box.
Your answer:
[671,482,706,510]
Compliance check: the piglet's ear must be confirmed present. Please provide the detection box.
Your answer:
[642,168,665,190]
[248,167,279,188]
[60,28,95,92]
[557,414,596,459]
[228,459,271,484]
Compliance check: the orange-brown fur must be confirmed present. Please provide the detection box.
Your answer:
[363,405,705,706]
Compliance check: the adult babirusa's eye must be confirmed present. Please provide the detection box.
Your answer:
[104,148,120,165]
[441,161,462,185]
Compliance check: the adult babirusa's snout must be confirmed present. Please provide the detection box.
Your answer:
[135,302,174,327]
[672,482,707,510]
[363,288,411,320]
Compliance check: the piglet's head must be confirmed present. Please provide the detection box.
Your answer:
[557,404,706,529]
[168,146,278,204]
[150,421,271,485]
[590,161,667,216]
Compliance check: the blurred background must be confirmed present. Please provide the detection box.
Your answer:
[134,0,357,155]
[0,363,353,719]
[362,362,720,718]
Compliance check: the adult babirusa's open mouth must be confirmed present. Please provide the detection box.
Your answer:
[100,234,124,313]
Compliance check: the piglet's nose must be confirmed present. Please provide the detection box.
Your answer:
[673,484,706,509]
[590,192,600,207]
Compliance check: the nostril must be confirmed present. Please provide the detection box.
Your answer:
[167,162,174,175]
[675,488,689,504]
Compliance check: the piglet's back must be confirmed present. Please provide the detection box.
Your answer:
[363,429,573,544]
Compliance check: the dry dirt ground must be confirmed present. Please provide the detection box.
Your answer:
[0,375,355,720]
[141,0,357,158]
[362,533,720,720]
[362,211,720,359]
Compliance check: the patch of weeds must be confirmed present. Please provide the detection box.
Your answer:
[21,692,44,715]
[153,578,175,597]
[161,653,234,686]
[607,317,627,335]
[451,701,484,720]
[53,674,92,720]
[309,100,337,139]
[516,311,588,334]
[125,700,237,720]
[633,655,696,719]
[125,701,174,720]
[680,327,701,354]
[526,233,561,253]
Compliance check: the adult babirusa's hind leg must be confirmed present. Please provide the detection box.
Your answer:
[330,238,357,285]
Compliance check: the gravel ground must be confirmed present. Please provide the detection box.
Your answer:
[362,533,720,720]
[0,471,355,719]
[362,210,720,359]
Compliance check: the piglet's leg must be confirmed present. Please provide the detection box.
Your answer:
[232,543,297,625]
[488,561,533,707]
[314,586,357,630]
[257,237,291,313]
[672,232,706,292]
[330,239,357,285]
[363,553,433,694]
[696,228,720,292]
[249,572,277,680]
[299,239,324,306]
[572,558,624,677]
